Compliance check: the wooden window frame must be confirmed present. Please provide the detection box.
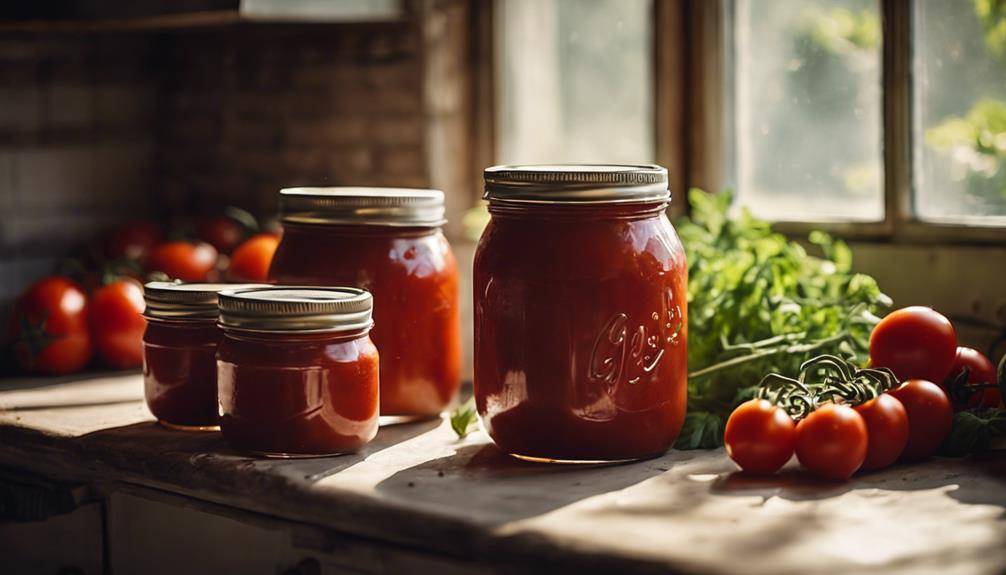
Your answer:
[687,0,1006,245]
[470,0,1005,245]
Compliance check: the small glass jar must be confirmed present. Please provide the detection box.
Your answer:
[474,165,688,463]
[217,286,380,457]
[142,281,266,430]
[268,188,461,419]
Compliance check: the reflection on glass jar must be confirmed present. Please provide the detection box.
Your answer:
[216,287,379,457]
[474,165,688,462]
[269,188,461,419]
[142,281,267,430]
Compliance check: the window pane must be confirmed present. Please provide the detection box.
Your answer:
[729,0,884,221]
[496,0,653,164]
[914,0,1006,222]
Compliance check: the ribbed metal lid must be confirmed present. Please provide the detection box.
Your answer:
[144,281,270,320]
[483,164,669,204]
[279,187,446,227]
[217,286,373,334]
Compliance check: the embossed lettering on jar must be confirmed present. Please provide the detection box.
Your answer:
[474,165,688,462]
[268,188,461,418]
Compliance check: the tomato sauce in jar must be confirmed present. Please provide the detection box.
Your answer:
[474,165,688,462]
[217,287,379,456]
[268,188,461,418]
[142,282,266,430]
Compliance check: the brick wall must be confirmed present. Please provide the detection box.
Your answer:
[155,23,429,216]
[0,34,157,302]
[0,21,433,303]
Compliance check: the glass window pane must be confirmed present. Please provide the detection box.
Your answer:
[729,0,884,222]
[496,0,653,164]
[914,0,1006,223]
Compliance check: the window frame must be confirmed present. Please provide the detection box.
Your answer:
[713,0,1006,244]
[475,0,1006,244]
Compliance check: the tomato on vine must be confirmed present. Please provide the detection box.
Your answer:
[889,379,953,461]
[869,306,957,384]
[724,399,796,474]
[145,241,218,282]
[944,347,1001,410]
[795,403,868,480]
[854,393,909,471]
[228,233,279,282]
[9,276,92,375]
[89,278,146,369]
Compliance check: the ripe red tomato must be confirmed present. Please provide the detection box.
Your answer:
[854,393,909,472]
[946,347,1001,409]
[888,379,953,460]
[228,234,280,282]
[794,404,868,480]
[724,399,797,474]
[145,241,218,282]
[89,279,147,369]
[196,216,246,254]
[9,277,92,375]
[104,221,163,261]
[869,306,957,383]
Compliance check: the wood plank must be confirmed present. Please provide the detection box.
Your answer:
[2,374,1006,574]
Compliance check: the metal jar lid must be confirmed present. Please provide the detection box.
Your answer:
[144,281,270,320]
[483,164,669,204]
[279,187,446,227]
[217,286,373,334]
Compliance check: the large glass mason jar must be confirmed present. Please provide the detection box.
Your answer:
[474,165,688,462]
[268,188,462,418]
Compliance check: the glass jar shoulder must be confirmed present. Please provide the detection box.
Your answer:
[271,224,456,283]
[144,318,221,347]
[475,213,684,279]
[217,331,377,369]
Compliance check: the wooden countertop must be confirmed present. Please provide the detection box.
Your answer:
[2,373,1006,574]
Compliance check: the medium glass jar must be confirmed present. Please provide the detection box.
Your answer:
[216,286,380,457]
[142,281,266,430]
[268,188,461,418]
[474,165,688,462]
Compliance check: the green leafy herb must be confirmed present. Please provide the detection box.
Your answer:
[450,397,479,439]
[939,408,1006,457]
[674,411,723,450]
[676,189,892,448]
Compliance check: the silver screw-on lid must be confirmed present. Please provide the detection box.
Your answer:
[217,286,373,334]
[483,164,669,204]
[144,281,270,320]
[279,187,446,227]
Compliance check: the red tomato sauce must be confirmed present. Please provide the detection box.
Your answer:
[217,330,380,455]
[270,224,461,417]
[474,174,688,462]
[143,318,221,428]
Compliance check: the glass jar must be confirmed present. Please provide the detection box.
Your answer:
[216,286,379,457]
[474,165,688,462]
[142,281,266,430]
[268,188,461,418]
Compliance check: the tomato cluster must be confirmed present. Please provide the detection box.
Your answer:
[6,209,280,377]
[725,306,999,480]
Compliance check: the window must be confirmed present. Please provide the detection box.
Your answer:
[495,0,653,164]
[728,0,884,222]
[914,0,1006,223]
[488,0,1005,239]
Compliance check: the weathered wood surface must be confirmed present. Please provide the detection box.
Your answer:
[2,373,1006,574]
